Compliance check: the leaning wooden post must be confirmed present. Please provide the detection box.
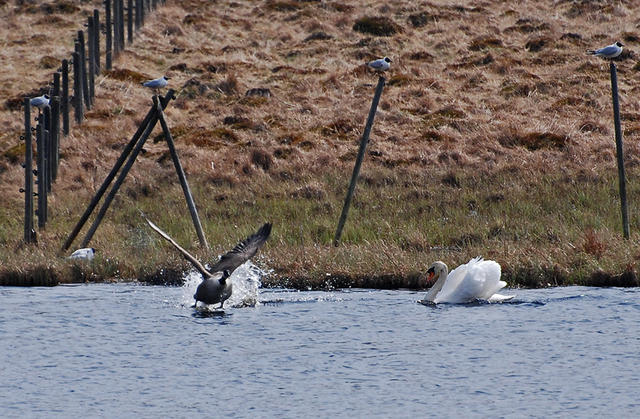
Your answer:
[154,96,209,249]
[72,50,83,124]
[61,59,70,135]
[80,107,160,247]
[23,98,34,242]
[50,96,60,181]
[87,16,96,102]
[105,0,112,70]
[62,91,175,250]
[610,61,630,239]
[334,76,386,246]
[36,122,46,228]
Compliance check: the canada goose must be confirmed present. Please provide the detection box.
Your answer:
[146,218,272,309]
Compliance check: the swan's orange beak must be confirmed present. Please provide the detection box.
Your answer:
[427,271,435,281]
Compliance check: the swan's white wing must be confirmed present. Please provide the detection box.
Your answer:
[475,260,504,300]
[434,258,505,303]
[433,258,478,303]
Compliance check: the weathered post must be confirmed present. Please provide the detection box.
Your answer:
[43,106,52,194]
[93,9,100,75]
[80,107,160,247]
[135,0,141,30]
[127,0,133,43]
[61,59,70,135]
[334,76,386,246]
[63,91,175,250]
[50,96,60,181]
[78,30,91,110]
[23,98,34,242]
[155,95,209,249]
[610,62,630,239]
[88,16,96,102]
[119,0,126,51]
[72,50,83,124]
[52,72,60,97]
[36,123,46,228]
[105,0,112,70]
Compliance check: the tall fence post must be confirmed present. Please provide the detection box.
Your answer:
[78,30,91,110]
[43,106,51,194]
[88,16,96,102]
[127,0,133,44]
[93,9,100,75]
[610,62,630,239]
[105,0,112,70]
[23,98,34,243]
[72,50,83,124]
[36,122,46,228]
[135,0,141,30]
[119,0,126,50]
[50,96,60,181]
[154,95,209,249]
[52,72,60,97]
[334,76,386,246]
[61,59,70,135]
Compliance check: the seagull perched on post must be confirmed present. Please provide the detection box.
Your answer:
[142,75,170,92]
[367,57,392,72]
[587,41,624,59]
[146,218,272,310]
[30,94,50,109]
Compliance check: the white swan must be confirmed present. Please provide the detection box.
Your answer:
[420,257,515,304]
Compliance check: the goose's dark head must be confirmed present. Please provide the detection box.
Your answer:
[220,270,231,283]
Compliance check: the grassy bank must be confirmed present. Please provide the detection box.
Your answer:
[2,0,640,288]
[1,165,639,288]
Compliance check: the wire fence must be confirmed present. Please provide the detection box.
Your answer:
[21,0,166,243]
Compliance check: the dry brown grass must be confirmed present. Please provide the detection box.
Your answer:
[3,0,640,286]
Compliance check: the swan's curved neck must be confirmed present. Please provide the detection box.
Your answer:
[425,265,449,302]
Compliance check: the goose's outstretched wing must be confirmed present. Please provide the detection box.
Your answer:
[146,218,212,278]
[209,223,272,274]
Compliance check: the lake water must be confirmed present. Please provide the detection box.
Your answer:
[1,269,639,418]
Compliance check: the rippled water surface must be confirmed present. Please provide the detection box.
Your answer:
[1,280,639,417]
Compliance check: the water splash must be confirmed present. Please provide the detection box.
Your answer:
[180,261,267,309]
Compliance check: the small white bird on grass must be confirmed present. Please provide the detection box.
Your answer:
[367,57,392,72]
[30,94,50,109]
[142,75,170,90]
[587,41,624,59]
[67,248,95,261]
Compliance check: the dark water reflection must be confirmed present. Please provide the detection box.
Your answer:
[1,284,639,417]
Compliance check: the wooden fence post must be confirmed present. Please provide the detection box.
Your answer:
[105,0,112,70]
[94,9,100,75]
[63,91,175,250]
[88,17,96,102]
[52,72,60,97]
[154,95,209,249]
[61,59,70,135]
[50,96,60,181]
[80,107,160,247]
[78,30,91,110]
[334,76,386,246]
[610,62,630,239]
[36,122,46,228]
[135,0,141,30]
[43,106,51,194]
[127,0,133,43]
[119,0,125,51]
[23,98,35,242]
[72,50,83,124]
